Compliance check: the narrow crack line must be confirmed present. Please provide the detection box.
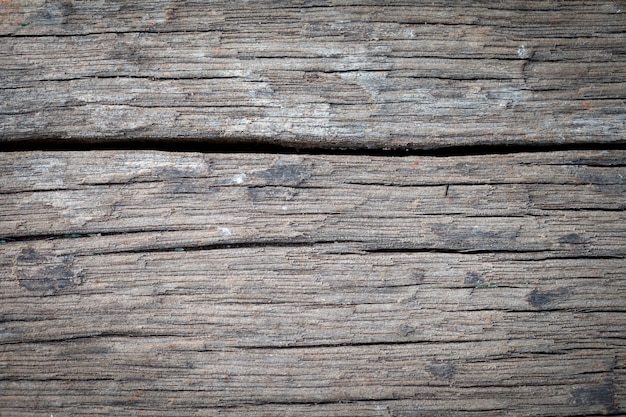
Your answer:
[514,255,624,261]
[0,377,117,383]
[1,28,223,38]
[0,186,85,195]
[208,397,414,409]
[3,232,623,259]
[0,333,179,346]
[0,182,333,196]
[232,339,512,351]
[0,234,364,253]
[2,139,625,157]
[460,214,542,218]
[3,74,247,84]
[0,228,189,242]
[364,248,553,255]
[99,240,363,255]
[345,181,569,187]
[538,207,625,212]
[403,74,522,81]
[541,161,626,167]
[0,333,510,348]
[0,179,167,195]
[512,309,626,314]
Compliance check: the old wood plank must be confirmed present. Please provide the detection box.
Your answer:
[1,2,624,148]
[1,150,624,256]
[1,245,625,414]
[0,150,625,415]
[0,247,624,415]
[2,246,626,344]
[0,340,622,415]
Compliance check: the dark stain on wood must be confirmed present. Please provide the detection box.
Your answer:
[258,160,311,187]
[568,381,616,413]
[559,233,586,245]
[39,0,74,24]
[573,168,626,187]
[527,287,569,308]
[464,272,483,286]
[427,361,456,380]
[13,247,83,293]
[411,271,425,284]
[431,222,520,248]
[398,325,415,337]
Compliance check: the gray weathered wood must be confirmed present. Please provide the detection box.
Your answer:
[1,1,625,148]
[1,150,624,415]
[1,150,625,255]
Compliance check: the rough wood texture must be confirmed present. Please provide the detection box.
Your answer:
[1,150,625,416]
[1,1,625,415]
[1,1,625,148]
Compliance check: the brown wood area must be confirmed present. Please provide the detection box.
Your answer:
[1,151,625,416]
[1,1,625,416]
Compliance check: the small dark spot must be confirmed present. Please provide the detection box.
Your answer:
[568,382,616,413]
[573,169,626,186]
[14,248,83,294]
[559,233,586,244]
[172,181,197,193]
[527,287,568,308]
[305,72,319,82]
[399,325,415,336]
[38,0,75,23]
[427,360,456,379]
[411,271,425,283]
[165,4,179,21]
[464,272,483,286]
[259,160,311,186]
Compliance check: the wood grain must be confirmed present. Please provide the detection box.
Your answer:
[1,150,625,254]
[1,1,625,148]
[1,150,624,415]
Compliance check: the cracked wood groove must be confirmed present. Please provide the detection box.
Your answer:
[1,150,625,416]
[1,1,625,148]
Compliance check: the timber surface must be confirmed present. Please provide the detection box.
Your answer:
[1,150,625,416]
[1,1,625,149]
[1,1,626,416]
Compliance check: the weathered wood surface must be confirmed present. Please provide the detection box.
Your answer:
[1,1,625,148]
[1,150,625,415]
